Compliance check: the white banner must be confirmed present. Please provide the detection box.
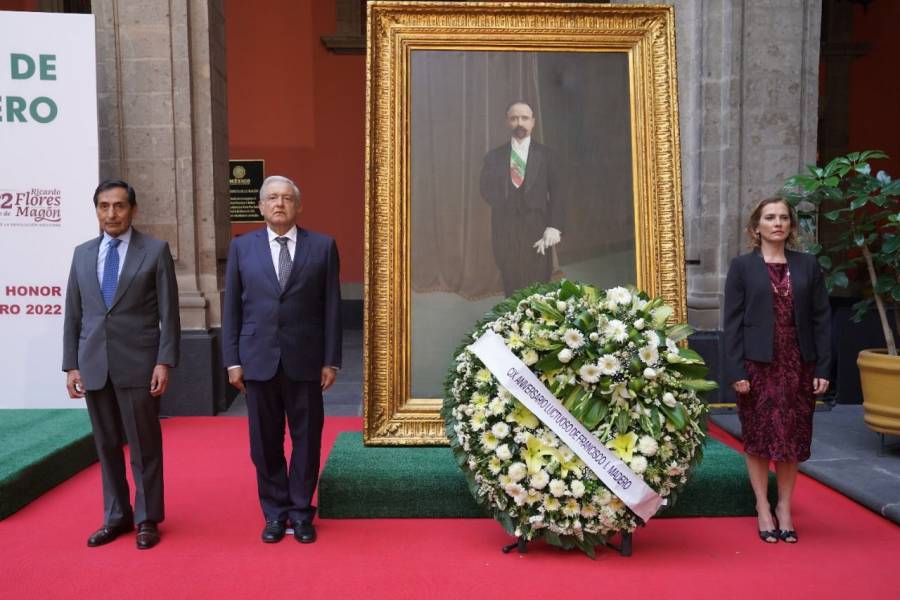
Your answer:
[0,11,98,408]
[470,331,664,522]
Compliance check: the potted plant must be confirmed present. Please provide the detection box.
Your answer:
[782,150,900,437]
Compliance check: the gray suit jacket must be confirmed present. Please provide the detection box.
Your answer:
[62,228,180,390]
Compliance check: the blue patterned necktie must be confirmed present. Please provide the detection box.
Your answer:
[275,236,292,290]
[101,238,122,308]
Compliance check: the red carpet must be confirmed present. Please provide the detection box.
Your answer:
[0,417,896,599]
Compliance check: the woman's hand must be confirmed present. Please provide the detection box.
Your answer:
[732,379,750,394]
[813,378,829,395]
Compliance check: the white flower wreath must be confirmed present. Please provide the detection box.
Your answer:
[442,281,716,556]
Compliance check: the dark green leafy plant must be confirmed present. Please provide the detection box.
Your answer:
[782,150,900,356]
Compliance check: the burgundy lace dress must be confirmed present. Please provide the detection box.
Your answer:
[738,263,816,462]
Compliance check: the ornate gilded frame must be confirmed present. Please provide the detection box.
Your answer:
[364,2,685,445]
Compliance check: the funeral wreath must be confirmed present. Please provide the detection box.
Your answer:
[443,281,716,556]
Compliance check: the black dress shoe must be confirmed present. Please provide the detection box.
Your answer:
[87,522,133,547]
[136,521,160,550]
[294,521,316,544]
[261,520,287,543]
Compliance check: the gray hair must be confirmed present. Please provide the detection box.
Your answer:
[259,175,301,203]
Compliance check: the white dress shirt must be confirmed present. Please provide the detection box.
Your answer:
[267,225,297,273]
[511,135,531,164]
[96,227,132,285]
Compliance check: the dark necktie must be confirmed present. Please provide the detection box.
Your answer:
[275,236,292,290]
[101,238,122,308]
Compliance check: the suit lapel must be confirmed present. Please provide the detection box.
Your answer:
[523,142,543,194]
[282,228,311,294]
[254,228,282,295]
[109,229,147,311]
[83,236,106,308]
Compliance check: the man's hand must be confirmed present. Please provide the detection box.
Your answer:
[813,378,829,395]
[732,379,750,395]
[228,366,245,393]
[533,227,562,255]
[321,366,337,391]
[66,369,85,399]
[149,364,170,397]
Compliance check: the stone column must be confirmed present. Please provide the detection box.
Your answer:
[93,0,231,414]
[614,0,821,328]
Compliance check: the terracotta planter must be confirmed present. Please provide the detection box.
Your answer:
[858,349,900,436]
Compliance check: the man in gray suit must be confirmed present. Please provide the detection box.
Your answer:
[62,179,180,550]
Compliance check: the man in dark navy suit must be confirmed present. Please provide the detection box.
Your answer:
[222,175,342,544]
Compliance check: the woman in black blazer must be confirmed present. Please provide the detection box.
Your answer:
[723,197,831,544]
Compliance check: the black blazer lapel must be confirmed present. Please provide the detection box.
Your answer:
[523,142,544,194]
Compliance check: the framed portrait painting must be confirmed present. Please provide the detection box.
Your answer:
[364,2,686,445]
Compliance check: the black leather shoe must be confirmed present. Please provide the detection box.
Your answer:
[136,521,160,550]
[87,522,133,547]
[294,521,316,544]
[261,520,287,543]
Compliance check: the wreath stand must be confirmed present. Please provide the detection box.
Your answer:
[502,530,633,557]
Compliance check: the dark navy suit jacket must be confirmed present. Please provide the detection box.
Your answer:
[723,248,831,384]
[222,226,342,382]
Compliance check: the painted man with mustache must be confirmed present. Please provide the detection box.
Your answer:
[480,101,566,297]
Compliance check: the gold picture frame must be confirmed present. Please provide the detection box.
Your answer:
[364,2,685,445]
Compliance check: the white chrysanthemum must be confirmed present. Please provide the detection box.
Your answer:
[491,421,510,439]
[470,392,489,406]
[558,348,573,363]
[563,328,585,349]
[508,462,527,483]
[579,363,601,384]
[521,349,539,366]
[562,498,581,517]
[470,411,487,431]
[580,504,598,518]
[630,455,648,474]
[549,478,567,497]
[607,286,632,306]
[525,489,543,505]
[475,368,493,384]
[662,392,677,408]
[644,331,660,347]
[496,444,512,461]
[598,354,621,375]
[504,483,527,505]
[488,397,507,416]
[498,387,513,401]
[487,456,502,474]
[530,469,550,490]
[570,479,586,498]
[481,431,499,451]
[639,345,659,365]
[604,319,628,342]
[506,332,525,349]
[543,495,561,511]
[638,435,659,456]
